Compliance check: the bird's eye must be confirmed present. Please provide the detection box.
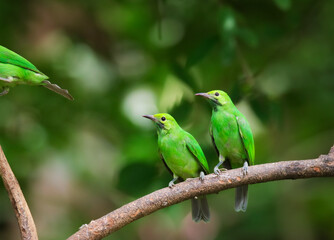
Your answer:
[161,116,166,121]
[215,92,220,96]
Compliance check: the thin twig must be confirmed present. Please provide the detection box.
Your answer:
[68,145,334,240]
[0,145,38,240]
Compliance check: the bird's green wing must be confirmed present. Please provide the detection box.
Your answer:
[184,132,210,174]
[158,148,173,176]
[235,114,255,165]
[210,125,219,157]
[0,45,42,74]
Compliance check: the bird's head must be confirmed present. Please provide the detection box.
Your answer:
[143,113,179,132]
[195,90,232,108]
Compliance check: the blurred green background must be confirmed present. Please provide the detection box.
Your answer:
[0,0,333,239]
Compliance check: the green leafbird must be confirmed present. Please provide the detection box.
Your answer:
[143,113,210,222]
[196,90,255,212]
[0,45,73,100]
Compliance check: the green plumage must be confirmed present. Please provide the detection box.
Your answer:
[196,90,255,212]
[0,45,73,100]
[0,45,42,73]
[144,113,210,222]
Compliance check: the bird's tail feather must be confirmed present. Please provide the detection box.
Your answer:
[235,185,248,212]
[42,80,74,100]
[191,196,210,222]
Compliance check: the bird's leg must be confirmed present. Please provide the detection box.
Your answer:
[214,155,227,175]
[0,87,10,96]
[168,175,179,188]
[199,171,205,181]
[242,161,248,176]
[0,76,14,89]
[214,162,223,175]
[0,77,11,96]
[0,76,13,82]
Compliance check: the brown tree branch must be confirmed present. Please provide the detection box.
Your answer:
[0,145,38,240]
[68,145,334,240]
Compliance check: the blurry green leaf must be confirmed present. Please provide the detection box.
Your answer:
[186,36,219,69]
[218,7,237,65]
[218,7,236,37]
[221,38,236,65]
[150,18,185,48]
[249,96,271,123]
[122,88,158,128]
[123,134,157,163]
[250,97,282,128]
[237,28,258,48]
[117,163,157,197]
[269,100,283,128]
[274,0,291,11]
[159,75,194,112]
[171,62,196,90]
[169,101,193,124]
[230,80,243,102]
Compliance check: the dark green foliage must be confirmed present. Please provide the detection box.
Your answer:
[117,163,158,197]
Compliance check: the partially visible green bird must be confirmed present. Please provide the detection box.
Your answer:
[143,113,210,222]
[196,90,255,212]
[0,45,73,100]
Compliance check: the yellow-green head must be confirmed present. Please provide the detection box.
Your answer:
[143,113,179,131]
[195,90,232,108]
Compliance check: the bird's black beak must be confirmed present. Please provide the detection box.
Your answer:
[143,115,165,128]
[195,92,222,106]
[195,92,211,99]
[143,115,157,121]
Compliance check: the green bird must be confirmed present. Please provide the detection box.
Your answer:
[0,45,73,100]
[143,113,210,222]
[196,90,255,212]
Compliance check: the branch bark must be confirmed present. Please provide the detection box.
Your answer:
[0,145,38,240]
[68,145,334,240]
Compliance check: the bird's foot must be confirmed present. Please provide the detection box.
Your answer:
[0,87,10,96]
[168,177,178,188]
[242,161,249,176]
[168,181,175,188]
[214,166,227,175]
[214,166,220,175]
[199,171,205,181]
[214,161,227,175]
[0,76,13,82]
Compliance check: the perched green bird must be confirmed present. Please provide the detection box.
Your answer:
[0,45,73,100]
[143,113,210,222]
[196,90,255,212]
